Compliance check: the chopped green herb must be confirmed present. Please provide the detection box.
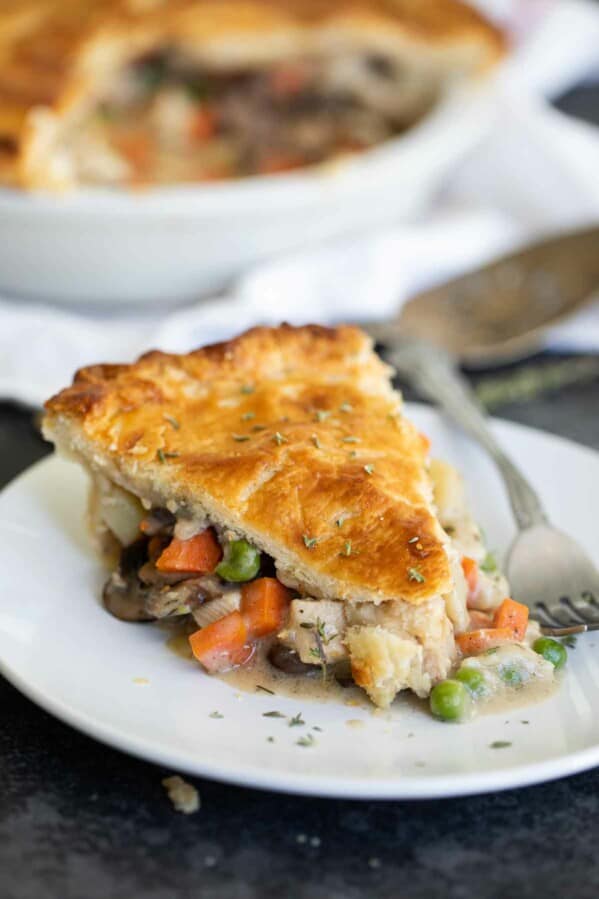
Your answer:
[485,647,499,656]
[252,424,267,432]
[561,634,578,649]
[241,385,255,395]
[349,450,358,459]
[335,516,347,528]
[316,618,337,645]
[521,720,530,725]
[339,402,353,413]
[289,712,305,728]
[163,415,180,430]
[311,434,321,449]
[232,434,250,442]
[209,711,224,719]
[256,684,275,695]
[343,436,360,444]
[490,741,512,749]
[312,726,323,732]
[408,567,425,584]
[296,734,315,748]
[273,431,287,446]
[303,535,318,550]
[241,411,255,421]
[267,736,275,743]
[480,552,498,574]
[314,410,331,422]
[340,541,352,558]
[156,449,180,463]
[263,711,285,718]
[363,464,374,475]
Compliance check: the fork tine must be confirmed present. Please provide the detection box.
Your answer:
[534,602,564,627]
[560,597,593,624]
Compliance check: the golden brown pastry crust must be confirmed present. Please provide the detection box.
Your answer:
[43,323,453,605]
[0,0,505,188]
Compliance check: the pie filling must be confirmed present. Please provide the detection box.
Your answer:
[90,458,562,720]
[70,50,440,185]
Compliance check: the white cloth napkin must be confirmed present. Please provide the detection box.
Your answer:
[2,0,599,408]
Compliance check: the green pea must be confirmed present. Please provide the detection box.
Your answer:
[456,666,488,698]
[215,539,261,582]
[533,637,567,670]
[430,679,470,722]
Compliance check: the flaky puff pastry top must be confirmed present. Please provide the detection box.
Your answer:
[43,324,454,606]
[0,0,504,187]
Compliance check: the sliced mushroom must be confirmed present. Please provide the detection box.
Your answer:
[102,571,153,622]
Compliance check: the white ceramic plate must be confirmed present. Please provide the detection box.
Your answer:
[2,405,599,799]
[0,82,497,305]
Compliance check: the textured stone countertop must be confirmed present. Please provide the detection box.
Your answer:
[1,355,599,899]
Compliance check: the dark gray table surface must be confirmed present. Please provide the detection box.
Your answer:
[2,83,599,899]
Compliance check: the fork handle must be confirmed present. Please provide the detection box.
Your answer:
[388,340,547,531]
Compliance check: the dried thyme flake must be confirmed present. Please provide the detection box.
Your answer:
[311,434,321,449]
[408,536,420,544]
[339,402,353,413]
[363,464,375,475]
[232,433,251,442]
[407,567,425,584]
[240,384,255,395]
[490,741,512,749]
[288,712,305,728]
[241,411,256,421]
[342,436,360,444]
[340,541,353,558]
[296,733,316,748]
[209,711,224,719]
[300,622,315,630]
[156,448,180,463]
[262,711,285,718]
[273,431,288,446]
[303,535,318,550]
[252,424,267,432]
[314,410,331,422]
[480,552,498,574]
[335,516,347,528]
[163,414,180,430]
[267,736,275,743]
[256,684,275,695]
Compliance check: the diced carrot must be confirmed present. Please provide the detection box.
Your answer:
[189,611,253,673]
[493,598,529,641]
[190,107,217,142]
[241,577,292,638]
[419,432,431,454]
[461,556,479,602]
[456,627,515,656]
[156,529,222,574]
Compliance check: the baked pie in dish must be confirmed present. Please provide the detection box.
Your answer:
[43,325,566,720]
[0,0,503,189]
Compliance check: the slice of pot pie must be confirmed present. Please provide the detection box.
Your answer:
[1,0,504,189]
[43,324,556,715]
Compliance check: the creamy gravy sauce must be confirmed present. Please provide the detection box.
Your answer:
[165,626,558,719]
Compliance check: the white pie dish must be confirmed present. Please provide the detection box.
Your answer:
[1,404,599,800]
[0,82,497,306]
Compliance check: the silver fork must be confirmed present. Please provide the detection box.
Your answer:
[372,337,599,637]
